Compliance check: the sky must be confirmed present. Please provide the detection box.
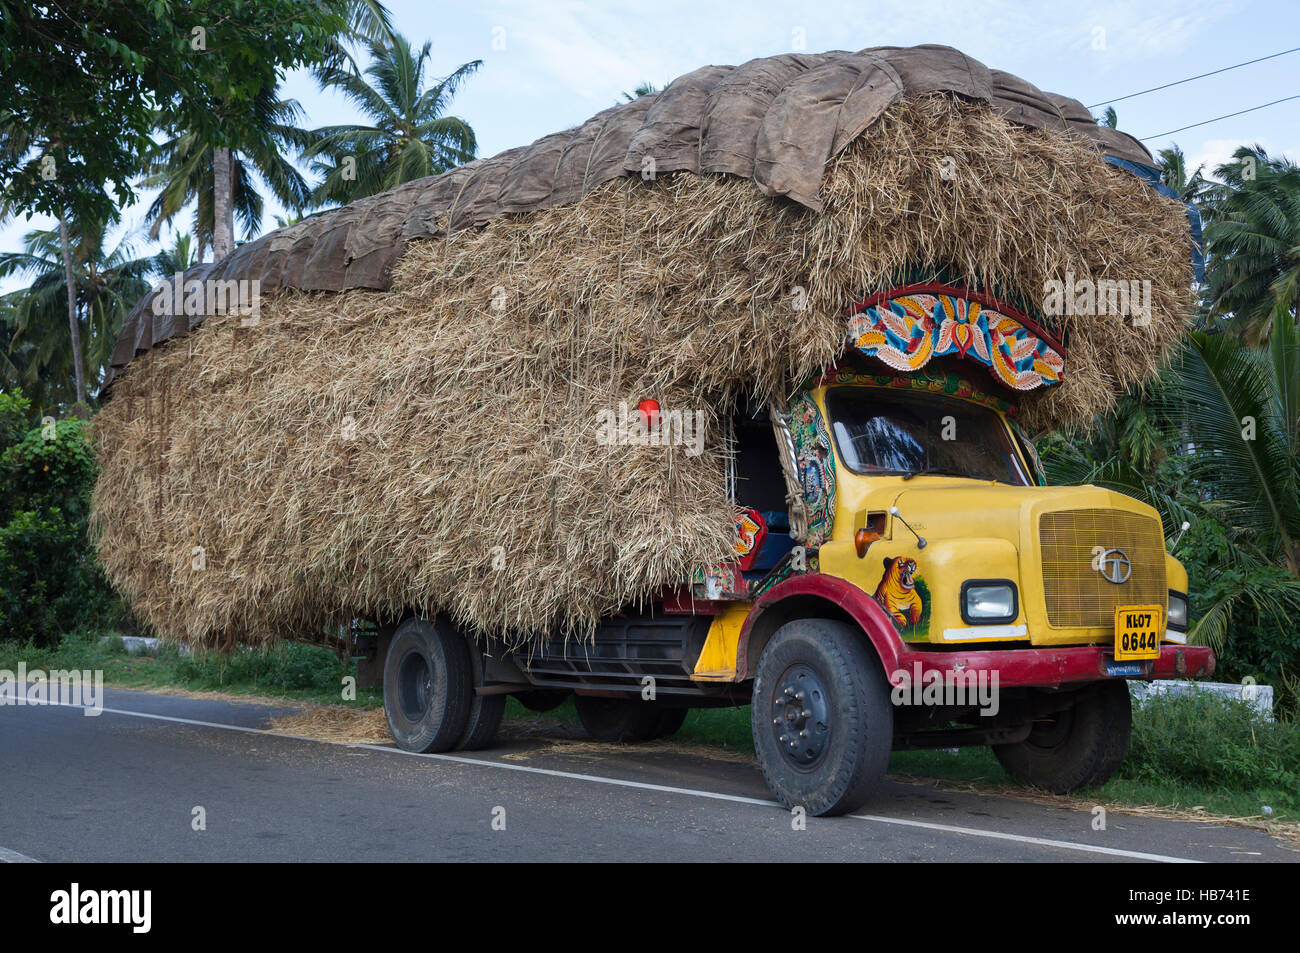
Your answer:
[4,0,1299,292]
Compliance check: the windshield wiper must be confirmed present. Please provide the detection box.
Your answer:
[901,467,974,481]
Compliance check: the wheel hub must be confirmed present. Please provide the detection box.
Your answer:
[769,664,830,770]
[397,649,433,721]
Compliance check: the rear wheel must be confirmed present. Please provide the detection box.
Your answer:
[516,689,570,713]
[751,619,892,817]
[574,696,676,742]
[653,707,688,739]
[456,642,506,751]
[993,680,1132,793]
[383,618,472,753]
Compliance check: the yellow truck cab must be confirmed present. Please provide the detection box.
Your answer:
[378,283,1215,817]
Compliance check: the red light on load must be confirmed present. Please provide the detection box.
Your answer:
[638,398,660,427]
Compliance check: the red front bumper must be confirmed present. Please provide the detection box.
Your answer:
[893,642,1215,689]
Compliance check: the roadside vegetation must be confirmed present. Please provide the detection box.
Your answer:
[890,693,1299,827]
[0,630,381,709]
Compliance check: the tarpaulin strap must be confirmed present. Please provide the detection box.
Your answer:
[769,400,810,544]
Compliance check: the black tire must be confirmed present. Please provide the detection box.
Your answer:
[653,707,688,739]
[516,689,570,713]
[574,696,664,742]
[456,641,506,751]
[993,680,1132,793]
[751,619,893,817]
[382,617,472,753]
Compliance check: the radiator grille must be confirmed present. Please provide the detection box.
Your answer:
[1039,508,1167,628]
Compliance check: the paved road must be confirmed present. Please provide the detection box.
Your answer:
[1,688,1294,862]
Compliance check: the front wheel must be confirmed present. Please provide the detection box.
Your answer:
[993,680,1132,793]
[751,619,893,817]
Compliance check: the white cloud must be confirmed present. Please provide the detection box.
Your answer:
[1182,136,1300,181]
[1059,0,1240,72]
[477,0,707,107]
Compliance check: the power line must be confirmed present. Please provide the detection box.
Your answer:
[1087,46,1300,109]
[1141,93,1300,140]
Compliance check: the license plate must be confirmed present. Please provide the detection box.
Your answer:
[1114,605,1163,660]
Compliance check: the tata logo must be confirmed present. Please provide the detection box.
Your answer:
[1097,548,1132,584]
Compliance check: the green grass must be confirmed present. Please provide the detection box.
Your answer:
[500,699,756,752]
[677,705,756,750]
[4,631,1295,825]
[0,630,382,708]
[886,747,1297,823]
[502,695,581,726]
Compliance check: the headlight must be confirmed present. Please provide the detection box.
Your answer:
[962,580,1018,624]
[1167,590,1189,631]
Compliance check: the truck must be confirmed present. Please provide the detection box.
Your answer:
[98,45,1212,818]
[370,283,1214,817]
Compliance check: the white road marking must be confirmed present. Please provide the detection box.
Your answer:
[0,846,39,863]
[845,813,1201,862]
[349,742,776,806]
[352,743,1201,863]
[22,699,1204,863]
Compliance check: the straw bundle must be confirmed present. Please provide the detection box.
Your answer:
[92,96,1192,650]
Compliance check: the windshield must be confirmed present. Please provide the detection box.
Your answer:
[825,388,1029,485]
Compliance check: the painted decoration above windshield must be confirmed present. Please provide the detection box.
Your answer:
[845,286,1065,391]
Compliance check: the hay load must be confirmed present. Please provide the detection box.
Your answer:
[94,45,1195,651]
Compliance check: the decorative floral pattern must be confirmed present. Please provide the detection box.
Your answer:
[846,292,1064,391]
[788,393,835,548]
[733,511,762,558]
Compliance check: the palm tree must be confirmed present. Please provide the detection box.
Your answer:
[143,1,396,261]
[0,118,91,408]
[620,82,659,103]
[1156,144,1210,206]
[0,221,164,413]
[1201,145,1300,344]
[301,33,481,206]
[324,0,397,74]
[159,231,197,274]
[1163,325,1300,657]
[142,96,316,261]
[1167,326,1300,569]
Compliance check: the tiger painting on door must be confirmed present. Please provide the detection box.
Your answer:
[874,556,923,628]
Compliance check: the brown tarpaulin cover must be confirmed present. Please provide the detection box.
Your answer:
[107,44,1152,383]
